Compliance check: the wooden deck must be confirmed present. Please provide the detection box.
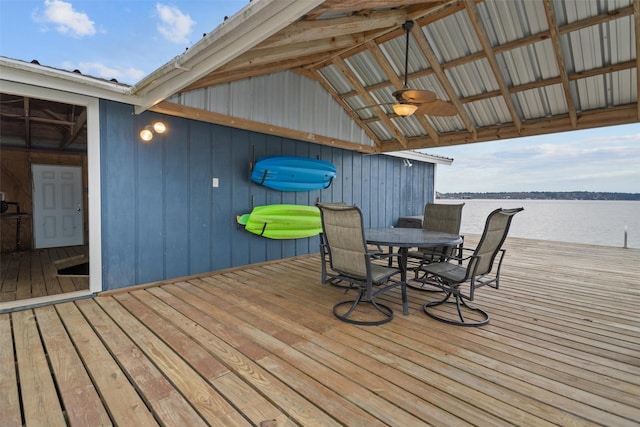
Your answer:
[1,237,639,426]
[0,246,89,302]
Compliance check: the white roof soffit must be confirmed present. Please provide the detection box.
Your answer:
[383,150,453,166]
[0,57,134,104]
[132,0,325,114]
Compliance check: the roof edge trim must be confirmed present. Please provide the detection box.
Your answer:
[384,150,453,165]
[0,57,136,104]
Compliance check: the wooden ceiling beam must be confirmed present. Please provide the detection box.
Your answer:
[183,51,344,90]
[332,57,409,148]
[297,67,385,148]
[440,4,633,72]
[366,40,441,143]
[150,101,378,153]
[559,4,633,35]
[459,60,637,104]
[377,103,638,151]
[224,34,368,72]
[464,0,522,133]
[409,23,476,137]
[543,0,577,129]
[257,10,407,49]
[60,108,86,150]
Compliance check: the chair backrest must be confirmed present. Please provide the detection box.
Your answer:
[470,207,523,276]
[423,203,465,234]
[317,202,347,244]
[318,204,368,278]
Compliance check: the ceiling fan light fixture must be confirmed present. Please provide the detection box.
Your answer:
[393,103,418,116]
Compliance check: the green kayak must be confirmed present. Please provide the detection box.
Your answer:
[237,204,322,239]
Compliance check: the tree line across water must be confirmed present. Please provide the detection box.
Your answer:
[437,191,640,201]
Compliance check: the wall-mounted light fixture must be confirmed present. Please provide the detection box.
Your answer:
[139,121,167,142]
[403,158,413,168]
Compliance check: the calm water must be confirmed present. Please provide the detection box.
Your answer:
[438,199,640,249]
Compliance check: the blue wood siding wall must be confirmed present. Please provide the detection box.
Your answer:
[100,100,435,290]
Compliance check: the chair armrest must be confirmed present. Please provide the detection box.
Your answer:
[367,250,400,260]
[438,247,474,264]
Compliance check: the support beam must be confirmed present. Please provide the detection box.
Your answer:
[464,0,522,133]
[333,57,409,148]
[366,40,441,143]
[543,0,577,128]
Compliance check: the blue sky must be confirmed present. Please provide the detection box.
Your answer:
[0,0,247,83]
[1,0,639,194]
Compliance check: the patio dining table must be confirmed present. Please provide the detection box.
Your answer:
[365,227,463,283]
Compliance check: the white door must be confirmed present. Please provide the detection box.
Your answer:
[32,164,84,248]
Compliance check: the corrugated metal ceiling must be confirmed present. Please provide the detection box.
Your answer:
[158,0,638,153]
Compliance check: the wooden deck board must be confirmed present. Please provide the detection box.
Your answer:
[12,310,67,427]
[0,313,21,427]
[0,246,89,302]
[2,237,639,426]
[56,301,159,427]
[34,306,112,427]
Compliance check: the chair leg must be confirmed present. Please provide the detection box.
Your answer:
[423,289,489,327]
[333,288,394,326]
[401,281,409,315]
[409,270,445,292]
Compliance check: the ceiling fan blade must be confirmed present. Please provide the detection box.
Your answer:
[416,99,457,116]
[396,89,436,103]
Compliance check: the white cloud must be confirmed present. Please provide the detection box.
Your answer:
[42,0,96,38]
[156,3,195,44]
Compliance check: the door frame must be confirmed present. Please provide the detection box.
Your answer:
[1,81,102,299]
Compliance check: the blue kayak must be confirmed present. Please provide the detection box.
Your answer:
[251,156,336,192]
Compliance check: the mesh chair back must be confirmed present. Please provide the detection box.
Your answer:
[318,205,368,278]
[418,203,464,257]
[423,203,464,233]
[471,208,523,276]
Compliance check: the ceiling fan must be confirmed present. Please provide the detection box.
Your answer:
[389,20,457,117]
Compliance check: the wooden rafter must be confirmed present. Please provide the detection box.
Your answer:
[256,10,407,49]
[61,108,87,150]
[560,4,634,34]
[378,103,638,151]
[543,0,577,129]
[332,57,409,148]
[297,67,385,149]
[365,40,441,143]
[464,0,522,133]
[408,23,476,137]
[151,101,377,153]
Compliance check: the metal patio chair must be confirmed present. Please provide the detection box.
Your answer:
[406,203,465,288]
[317,202,347,285]
[419,207,523,326]
[318,203,408,326]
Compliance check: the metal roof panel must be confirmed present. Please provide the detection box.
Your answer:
[423,10,481,63]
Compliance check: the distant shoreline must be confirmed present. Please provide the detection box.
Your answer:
[437,191,640,201]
